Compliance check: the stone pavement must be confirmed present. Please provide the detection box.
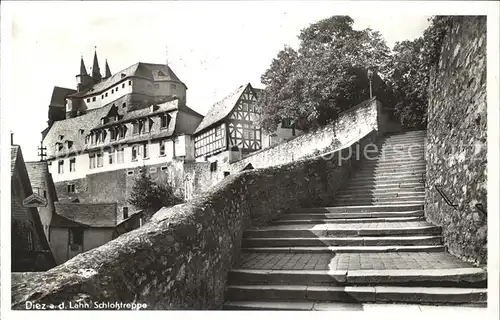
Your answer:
[236,252,472,271]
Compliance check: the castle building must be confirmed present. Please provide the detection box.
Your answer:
[43,51,203,185]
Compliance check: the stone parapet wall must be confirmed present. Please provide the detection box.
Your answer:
[229,98,381,172]
[11,130,378,310]
[425,16,487,264]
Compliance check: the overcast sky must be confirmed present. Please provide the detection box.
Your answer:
[4,1,432,161]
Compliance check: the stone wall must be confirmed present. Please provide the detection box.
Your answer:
[229,98,381,172]
[425,16,487,265]
[54,159,187,223]
[11,130,378,310]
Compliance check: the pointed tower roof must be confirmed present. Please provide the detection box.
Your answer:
[92,48,101,80]
[104,59,111,78]
[79,56,88,75]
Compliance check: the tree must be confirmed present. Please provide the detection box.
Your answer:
[128,167,182,221]
[258,16,392,132]
[387,16,452,129]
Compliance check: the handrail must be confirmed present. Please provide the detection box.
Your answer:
[435,185,458,208]
[435,184,487,217]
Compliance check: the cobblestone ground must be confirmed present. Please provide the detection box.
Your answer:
[236,252,472,270]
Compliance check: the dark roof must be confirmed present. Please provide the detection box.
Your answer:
[54,202,117,228]
[11,146,54,259]
[49,86,77,108]
[25,162,48,191]
[194,83,250,134]
[68,62,186,98]
[50,213,87,228]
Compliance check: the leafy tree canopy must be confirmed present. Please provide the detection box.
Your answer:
[258,16,392,132]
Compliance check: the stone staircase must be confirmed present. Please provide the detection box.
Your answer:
[224,130,487,310]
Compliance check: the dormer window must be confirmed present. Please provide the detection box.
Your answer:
[132,121,139,135]
[59,135,64,140]
[158,71,165,76]
[101,118,106,125]
[161,113,171,128]
[121,73,126,78]
[55,142,63,151]
[79,129,85,135]
[66,141,73,149]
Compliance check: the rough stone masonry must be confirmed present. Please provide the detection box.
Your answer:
[425,16,487,265]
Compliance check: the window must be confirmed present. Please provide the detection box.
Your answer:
[67,184,75,193]
[69,228,84,246]
[159,140,166,156]
[122,102,126,108]
[58,160,64,174]
[161,113,171,128]
[110,127,116,141]
[143,143,149,159]
[27,230,34,251]
[129,80,132,86]
[119,126,126,139]
[171,84,177,90]
[111,89,114,94]
[86,98,90,103]
[43,190,47,198]
[105,92,108,97]
[116,86,119,92]
[79,129,85,135]
[89,154,96,169]
[121,73,126,78]
[117,148,124,163]
[150,167,157,174]
[102,94,104,99]
[132,146,138,161]
[127,170,134,176]
[224,171,230,177]
[133,121,139,135]
[154,84,159,89]
[92,97,96,102]
[56,142,63,151]
[69,158,76,172]
[123,207,129,219]
[210,161,217,172]
[109,152,115,164]
[161,165,168,171]
[97,152,103,167]
[122,83,125,88]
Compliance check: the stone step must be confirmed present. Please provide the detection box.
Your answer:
[356,167,426,175]
[242,245,446,254]
[227,268,487,287]
[352,170,426,178]
[348,176,424,184]
[272,216,425,225]
[362,158,426,166]
[334,196,425,206]
[223,301,487,311]
[359,162,426,170]
[281,210,424,220]
[336,189,425,198]
[290,204,423,214]
[244,225,440,238]
[334,200,424,207]
[242,235,442,247]
[342,183,424,192]
[225,285,485,304]
[335,191,425,199]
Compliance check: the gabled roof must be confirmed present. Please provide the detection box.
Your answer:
[49,86,77,108]
[11,146,54,259]
[194,83,251,134]
[25,162,48,192]
[53,202,117,228]
[68,62,186,98]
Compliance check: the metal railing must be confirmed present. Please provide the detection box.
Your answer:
[435,184,487,216]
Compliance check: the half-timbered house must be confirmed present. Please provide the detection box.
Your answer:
[193,83,262,161]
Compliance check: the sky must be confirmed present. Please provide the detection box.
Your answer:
[3,1,431,161]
